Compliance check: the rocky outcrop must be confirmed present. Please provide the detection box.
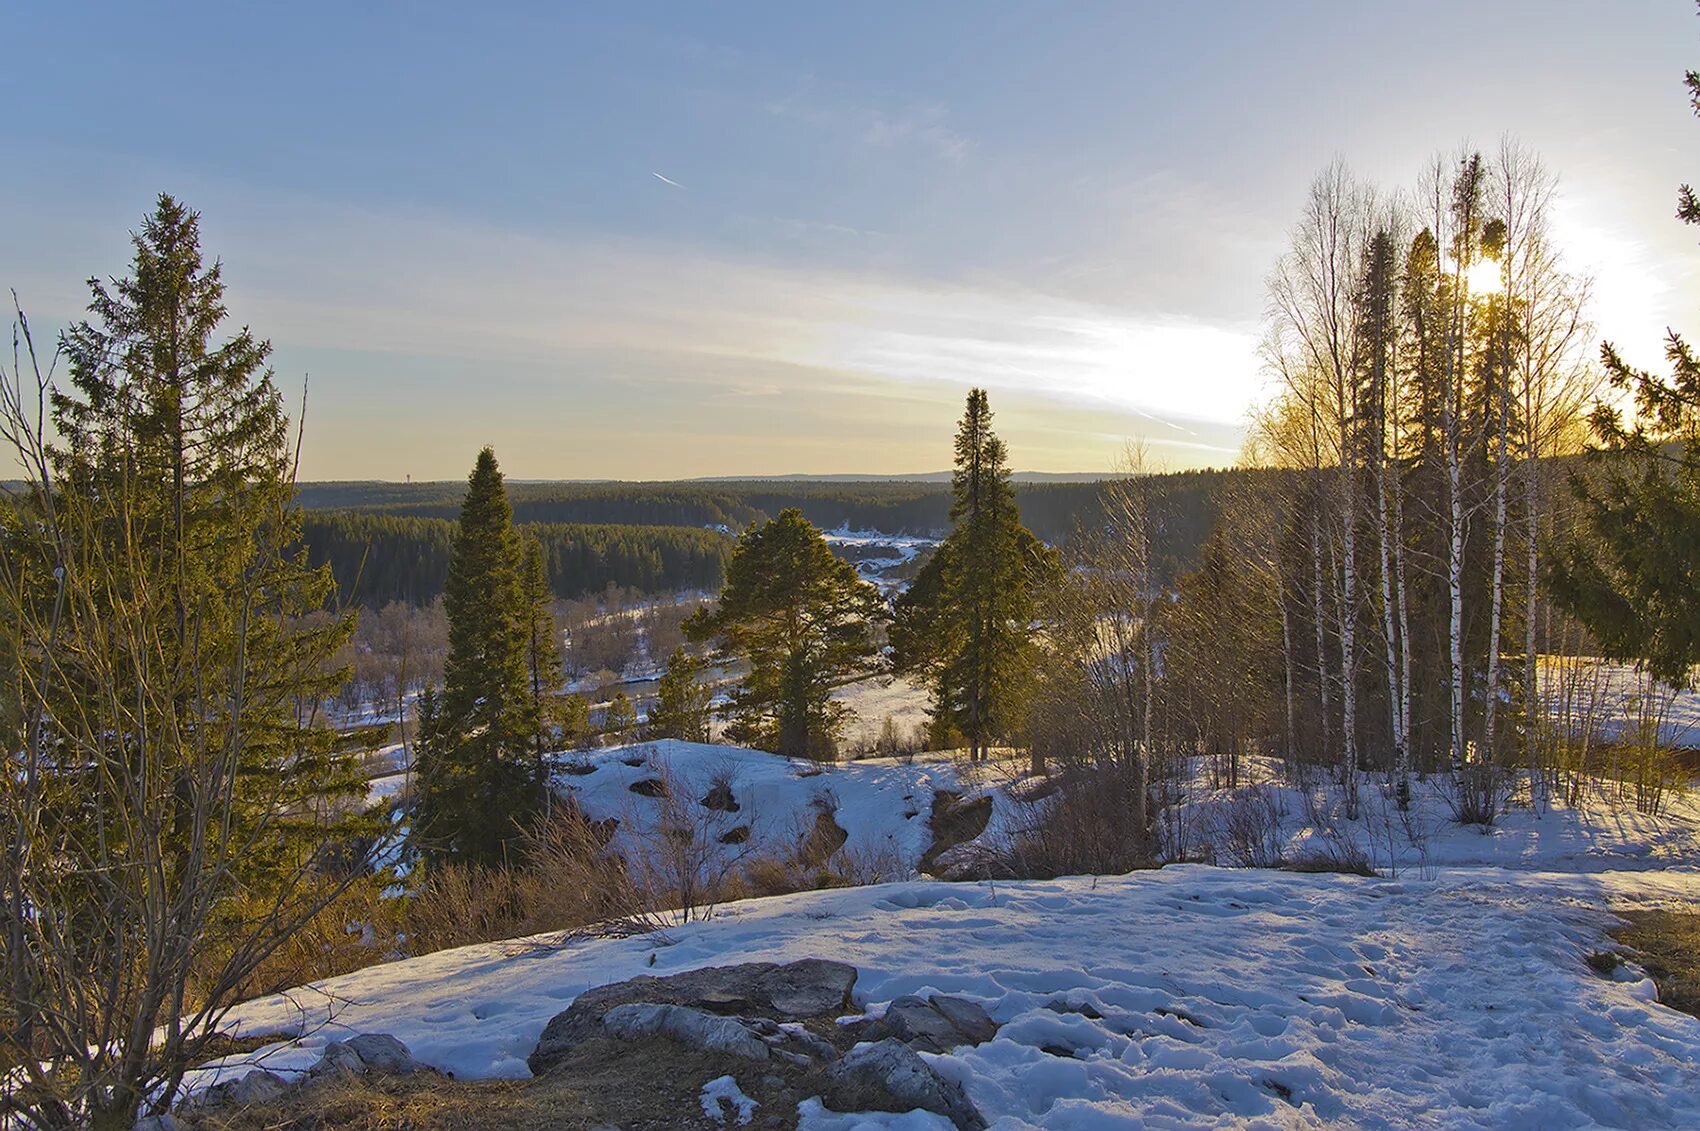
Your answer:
[828,1039,987,1130]
[866,994,998,1053]
[528,958,858,1074]
[527,960,996,1128]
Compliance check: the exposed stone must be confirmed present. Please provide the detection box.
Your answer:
[529,959,858,1074]
[206,1069,289,1107]
[628,777,667,797]
[345,1032,417,1075]
[928,995,998,1044]
[132,1115,187,1131]
[827,1039,985,1130]
[871,996,966,1053]
[602,1003,771,1060]
[869,994,998,1053]
[702,781,740,812]
[307,1040,365,1079]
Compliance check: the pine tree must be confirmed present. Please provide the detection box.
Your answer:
[892,389,1058,763]
[414,448,542,864]
[648,646,714,743]
[686,508,885,759]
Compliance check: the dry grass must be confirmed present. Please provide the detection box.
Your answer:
[183,1033,917,1130]
[1611,910,1700,1018]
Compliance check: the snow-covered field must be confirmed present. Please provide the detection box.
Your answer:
[206,864,1700,1128]
[191,741,1700,1127]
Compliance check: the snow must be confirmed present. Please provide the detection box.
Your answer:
[551,740,978,877]
[198,860,1700,1127]
[701,1074,759,1125]
[180,742,1700,1126]
[1169,757,1700,874]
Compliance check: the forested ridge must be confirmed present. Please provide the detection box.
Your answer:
[301,513,731,606]
[296,467,1254,602]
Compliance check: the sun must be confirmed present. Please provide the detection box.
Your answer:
[1465,258,1505,295]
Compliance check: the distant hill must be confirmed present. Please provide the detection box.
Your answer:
[685,471,1123,484]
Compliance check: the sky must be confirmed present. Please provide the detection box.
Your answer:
[3,1,1698,481]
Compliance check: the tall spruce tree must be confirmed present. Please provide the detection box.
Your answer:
[686,508,884,759]
[892,389,1058,762]
[1,196,367,1127]
[415,448,542,864]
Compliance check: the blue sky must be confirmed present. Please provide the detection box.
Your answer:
[4,2,1697,479]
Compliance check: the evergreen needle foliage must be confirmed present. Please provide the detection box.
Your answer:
[415,448,549,865]
[0,196,371,1129]
[686,509,885,759]
[892,389,1059,761]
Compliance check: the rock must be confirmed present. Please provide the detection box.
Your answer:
[307,1040,366,1079]
[132,1115,187,1131]
[872,996,966,1053]
[530,959,857,1074]
[345,1032,417,1075]
[602,1003,771,1060]
[927,995,998,1044]
[870,994,997,1053]
[209,1069,289,1107]
[702,781,740,812]
[827,1039,985,1130]
[629,777,667,797]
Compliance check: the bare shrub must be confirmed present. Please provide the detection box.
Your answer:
[1202,783,1288,868]
[983,766,1155,879]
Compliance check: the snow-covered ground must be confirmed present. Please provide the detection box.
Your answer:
[1170,757,1700,876]
[187,742,1700,1126]
[551,740,1012,880]
[203,863,1700,1128]
[1541,657,1700,748]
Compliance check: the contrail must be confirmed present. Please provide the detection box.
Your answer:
[651,172,684,188]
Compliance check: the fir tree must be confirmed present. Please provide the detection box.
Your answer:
[648,646,714,742]
[893,389,1058,762]
[414,448,543,864]
[686,508,885,759]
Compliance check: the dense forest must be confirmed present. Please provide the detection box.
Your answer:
[296,468,1250,604]
[301,513,731,606]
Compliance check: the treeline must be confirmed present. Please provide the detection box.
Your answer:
[299,469,1247,582]
[300,513,730,607]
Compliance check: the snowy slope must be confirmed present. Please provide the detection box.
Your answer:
[1170,759,1700,874]
[202,865,1700,1128]
[552,740,1002,877]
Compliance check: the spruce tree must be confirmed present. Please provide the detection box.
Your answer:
[893,389,1058,762]
[521,534,564,750]
[603,691,637,740]
[649,646,714,743]
[686,509,884,759]
[415,448,542,864]
[48,194,369,882]
[1,196,367,1127]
